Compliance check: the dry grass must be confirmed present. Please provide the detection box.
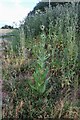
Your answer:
[0,29,13,35]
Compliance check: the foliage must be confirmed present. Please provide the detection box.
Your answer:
[23,3,79,38]
[2,2,80,119]
[1,25,13,29]
[28,33,50,95]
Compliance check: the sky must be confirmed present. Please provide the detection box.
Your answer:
[0,0,41,28]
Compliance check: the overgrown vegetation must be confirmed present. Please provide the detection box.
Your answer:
[2,3,80,119]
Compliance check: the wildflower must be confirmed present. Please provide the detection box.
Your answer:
[35,9,41,14]
[40,25,45,31]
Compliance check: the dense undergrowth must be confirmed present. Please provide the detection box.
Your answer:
[2,3,80,119]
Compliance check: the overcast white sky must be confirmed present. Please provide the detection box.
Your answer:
[0,0,41,28]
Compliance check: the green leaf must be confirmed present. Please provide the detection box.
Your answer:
[28,80,36,91]
[39,77,50,94]
[41,68,48,81]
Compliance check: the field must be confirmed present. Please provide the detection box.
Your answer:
[0,29,13,36]
[1,3,80,120]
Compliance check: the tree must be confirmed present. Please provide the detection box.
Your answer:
[1,25,13,29]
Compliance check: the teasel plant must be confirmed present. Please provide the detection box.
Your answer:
[28,25,50,96]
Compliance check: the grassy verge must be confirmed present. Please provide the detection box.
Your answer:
[2,3,80,119]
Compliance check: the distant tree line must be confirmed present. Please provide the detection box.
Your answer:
[28,2,68,16]
[1,25,13,29]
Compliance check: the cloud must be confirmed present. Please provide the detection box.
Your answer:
[0,0,32,27]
